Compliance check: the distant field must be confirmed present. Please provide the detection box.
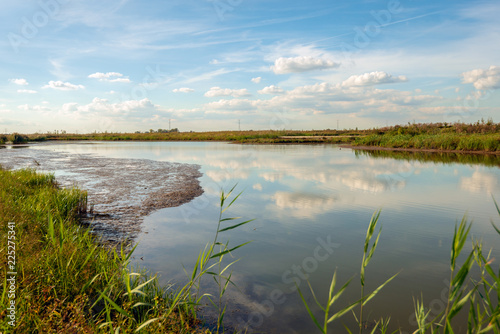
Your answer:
[4,120,500,152]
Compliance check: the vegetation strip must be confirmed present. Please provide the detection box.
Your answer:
[3,120,499,152]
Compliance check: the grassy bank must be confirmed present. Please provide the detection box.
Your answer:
[354,149,500,167]
[353,121,500,152]
[7,120,498,152]
[0,168,209,333]
[24,129,363,144]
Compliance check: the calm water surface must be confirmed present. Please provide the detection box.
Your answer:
[33,142,500,333]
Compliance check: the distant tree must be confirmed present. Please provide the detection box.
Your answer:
[0,135,7,144]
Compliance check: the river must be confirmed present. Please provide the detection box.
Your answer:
[4,141,500,333]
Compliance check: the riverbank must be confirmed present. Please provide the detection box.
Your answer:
[9,120,499,152]
[0,167,210,333]
[0,146,204,244]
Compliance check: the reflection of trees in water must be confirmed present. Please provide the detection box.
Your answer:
[354,149,500,167]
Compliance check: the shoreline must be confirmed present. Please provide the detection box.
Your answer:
[341,144,500,155]
[0,145,204,243]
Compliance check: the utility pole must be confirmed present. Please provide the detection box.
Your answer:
[337,119,339,130]
[169,119,171,131]
[238,119,241,131]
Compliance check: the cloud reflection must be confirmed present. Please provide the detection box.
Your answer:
[460,170,499,193]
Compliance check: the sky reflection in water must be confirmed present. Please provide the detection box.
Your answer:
[35,142,500,333]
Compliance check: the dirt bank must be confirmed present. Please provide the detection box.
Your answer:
[0,145,204,243]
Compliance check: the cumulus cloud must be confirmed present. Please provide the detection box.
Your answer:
[205,99,259,114]
[88,72,131,83]
[10,78,28,85]
[272,56,339,74]
[173,87,195,93]
[258,85,285,95]
[61,98,159,120]
[342,71,408,87]
[462,65,500,90]
[251,77,262,84]
[17,104,50,113]
[17,89,38,94]
[204,87,251,98]
[200,80,443,117]
[43,81,85,91]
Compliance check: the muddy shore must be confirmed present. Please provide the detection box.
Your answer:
[0,145,204,243]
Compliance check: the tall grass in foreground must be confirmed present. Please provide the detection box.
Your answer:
[0,168,210,333]
[298,208,500,333]
[0,168,251,333]
[297,211,398,334]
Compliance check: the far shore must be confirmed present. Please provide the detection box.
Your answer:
[342,144,500,155]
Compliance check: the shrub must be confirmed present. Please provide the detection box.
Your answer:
[10,132,29,144]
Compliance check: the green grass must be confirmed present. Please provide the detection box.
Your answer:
[0,168,254,333]
[354,133,500,152]
[354,149,500,167]
[0,168,212,333]
[12,119,500,151]
[298,207,500,333]
[25,129,364,144]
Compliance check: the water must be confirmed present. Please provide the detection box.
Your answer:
[30,141,500,333]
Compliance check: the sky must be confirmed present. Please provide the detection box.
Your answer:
[0,0,499,133]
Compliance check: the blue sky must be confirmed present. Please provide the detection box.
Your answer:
[1,0,499,133]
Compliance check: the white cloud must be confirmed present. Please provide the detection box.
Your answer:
[173,87,195,93]
[88,72,131,83]
[17,104,50,113]
[341,71,408,87]
[251,77,262,84]
[204,87,251,98]
[10,78,29,85]
[17,89,38,94]
[462,65,500,90]
[82,98,154,113]
[258,85,284,95]
[200,80,443,117]
[43,81,85,91]
[61,98,159,120]
[205,99,259,114]
[272,56,339,74]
